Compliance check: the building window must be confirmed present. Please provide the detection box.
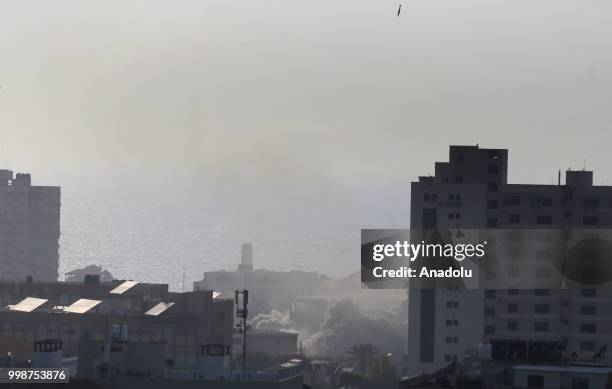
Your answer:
[506,321,518,331]
[484,325,495,335]
[583,216,599,225]
[533,197,553,207]
[507,303,518,313]
[488,165,499,174]
[424,193,438,202]
[449,194,462,201]
[448,212,461,219]
[534,322,550,332]
[536,215,552,224]
[580,323,596,333]
[455,176,463,183]
[581,288,597,298]
[509,214,521,224]
[583,197,599,208]
[487,200,498,210]
[508,288,519,295]
[487,218,498,228]
[456,155,464,163]
[581,305,597,315]
[485,307,495,317]
[534,304,550,314]
[485,290,496,298]
[487,182,499,192]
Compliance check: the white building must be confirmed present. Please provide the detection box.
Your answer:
[407,145,612,375]
[0,170,60,282]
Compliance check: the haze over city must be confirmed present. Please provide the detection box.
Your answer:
[1,0,612,286]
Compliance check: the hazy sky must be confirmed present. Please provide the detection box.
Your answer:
[1,0,612,189]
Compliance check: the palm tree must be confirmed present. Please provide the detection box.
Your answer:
[347,344,378,373]
[324,359,341,388]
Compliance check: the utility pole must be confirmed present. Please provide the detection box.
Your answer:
[235,289,249,380]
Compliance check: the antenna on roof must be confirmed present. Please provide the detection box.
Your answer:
[182,269,186,293]
[558,170,561,186]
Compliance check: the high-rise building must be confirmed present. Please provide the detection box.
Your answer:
[0,170,60,282]
[407,145,612,375]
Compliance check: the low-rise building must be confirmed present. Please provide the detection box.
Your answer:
[234,329,299,359]
[0,279,234,370]
[513,364,612,389]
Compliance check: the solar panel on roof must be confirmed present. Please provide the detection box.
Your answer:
[11,297,48,312]
[144,302,175,316]
[63,299,101,314]
[109,280,138,294]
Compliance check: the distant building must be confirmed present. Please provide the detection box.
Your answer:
[289,298,328,334]
[0,170,60,282]
[233,329,299,359]
[77,338,167,378]
[65,265,114,283]
[407,145,612,375]
[194,244,329,316]
[238,243,254,272]
[512,364,612,389]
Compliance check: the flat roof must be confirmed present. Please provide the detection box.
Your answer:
[513,365,612,375]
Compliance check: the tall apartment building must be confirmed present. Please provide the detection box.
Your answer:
[407,145,612,375]
[0,170,60,282]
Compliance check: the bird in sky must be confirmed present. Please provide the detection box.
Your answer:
[397,4,402,16]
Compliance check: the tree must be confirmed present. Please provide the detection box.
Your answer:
[339,371,369,388]
[367,354,398,389]
[347,344,378,373]
[324,359,341,389]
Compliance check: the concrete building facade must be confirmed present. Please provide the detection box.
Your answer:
[0,170,60,282]
[407,145,612,375]
[0,280,234,370]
